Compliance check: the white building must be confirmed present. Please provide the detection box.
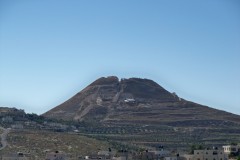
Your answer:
[222,145,239,155]
[124,98,135,103]
[183,149,228,160]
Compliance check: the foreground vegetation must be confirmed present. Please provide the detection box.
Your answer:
[1,129,111,159]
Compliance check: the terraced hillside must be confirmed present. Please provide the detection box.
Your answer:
[43,76,240,149]
[43,76,240,125]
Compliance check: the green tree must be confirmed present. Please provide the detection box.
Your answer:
[190,144,204,154]
[230,142,237,145]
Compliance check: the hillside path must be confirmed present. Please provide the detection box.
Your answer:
[0,126,11,150]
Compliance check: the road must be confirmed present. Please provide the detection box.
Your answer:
[0,126,10,150]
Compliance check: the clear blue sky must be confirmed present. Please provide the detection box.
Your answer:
[0,0,239,115]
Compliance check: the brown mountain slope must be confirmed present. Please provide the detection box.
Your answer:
[43,76,240,127]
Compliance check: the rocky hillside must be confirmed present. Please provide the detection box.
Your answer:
[43,76,240,127]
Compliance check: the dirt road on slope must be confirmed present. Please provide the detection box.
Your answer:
[0,126,10,150]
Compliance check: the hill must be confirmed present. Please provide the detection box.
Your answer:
[42,76,240,149]
[43,76,240,126]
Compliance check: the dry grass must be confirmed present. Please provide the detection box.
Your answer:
[1,129,111,159]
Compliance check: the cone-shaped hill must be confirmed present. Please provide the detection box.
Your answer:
[43,76,240,128]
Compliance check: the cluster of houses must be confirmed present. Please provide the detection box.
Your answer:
[184,147,227,160]
[0,144,239,160]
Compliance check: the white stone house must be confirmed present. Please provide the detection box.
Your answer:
[183,149,228,160]
[222,145,239,155]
